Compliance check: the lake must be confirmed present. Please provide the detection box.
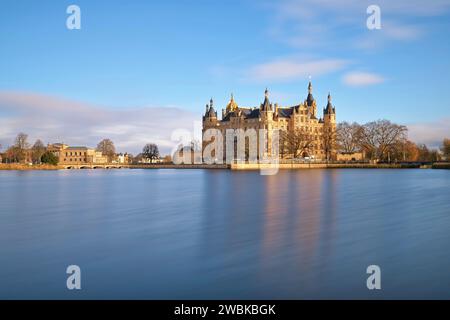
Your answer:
[0,169,449,299]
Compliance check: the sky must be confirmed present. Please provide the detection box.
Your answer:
[1,0,450,154]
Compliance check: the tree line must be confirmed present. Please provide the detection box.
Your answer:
[0,133,57,164]
[0,133,166,165]
[1,124,448,165]
[276,119,448,162]
[336,120,448,162]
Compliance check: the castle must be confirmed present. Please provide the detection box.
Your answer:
[202,81,337,161]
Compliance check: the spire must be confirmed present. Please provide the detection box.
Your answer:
[261,88,271,111]
[226,93,238,112]
[205,97,216,118]
[306,81,314,106]
[325,92,335,114]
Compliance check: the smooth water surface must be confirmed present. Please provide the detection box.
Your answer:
[0,169,449,299]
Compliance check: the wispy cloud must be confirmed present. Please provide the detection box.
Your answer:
[407,118,450,149]
[265,0,450,50]
[244,58,348,83]
[342,71,385,86]
[0,91,198,155]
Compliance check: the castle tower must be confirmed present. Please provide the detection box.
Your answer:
[203,98,217,122]
[305,81,317,117]
[323,92,337,161]
[260,88,273,112]
[323,92,336,124]
[260,88,274,156]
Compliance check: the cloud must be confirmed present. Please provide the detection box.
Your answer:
[265,0,450,50]
[382,22,423,40]
[244,58,348,83]
[407,118,450,149]
[342,71,385,86]
[0,91,198,155]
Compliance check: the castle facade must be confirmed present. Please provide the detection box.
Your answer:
[202,82,337,161]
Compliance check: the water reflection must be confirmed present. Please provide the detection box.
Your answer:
[0,169,450,299]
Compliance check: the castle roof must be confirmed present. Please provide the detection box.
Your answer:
[212,81,334,122]
[324,93,335,114]
[306,81,315,106]
[278,108,294,118]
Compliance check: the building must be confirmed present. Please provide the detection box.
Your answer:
[114,153,130,164]
[336,152,365,162]
[202,81,337,161]
[47,143,108,165]
[172,147,202,164]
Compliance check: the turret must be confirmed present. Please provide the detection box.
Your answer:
[225,93,238,113]
[203,98,217,121]
[323,93,336,124]
[305,81,317,117]
[261,88,273,112]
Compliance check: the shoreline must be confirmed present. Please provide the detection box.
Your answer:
[1,163,449,171]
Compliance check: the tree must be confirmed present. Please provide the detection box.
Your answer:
[163,155,172,163]
[31,139,46,164]
[441,138,450,160]
[390,139,419,162]
[96,139,116,162]
[12,132,30,163]
[336,122,362,153]
[4,146,20,163]
[417,144,441,162]
[280,129,315,158]
[41,151,59,165]
[359,120,407,161]
[142,143,160,163]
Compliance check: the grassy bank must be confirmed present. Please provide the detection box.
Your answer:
[0,163,59,170]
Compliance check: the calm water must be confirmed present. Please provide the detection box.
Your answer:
[0,169,449,299]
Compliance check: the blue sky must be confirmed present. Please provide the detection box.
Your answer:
[0,0,449,153]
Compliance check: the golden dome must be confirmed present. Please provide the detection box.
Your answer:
[226,93,238,112]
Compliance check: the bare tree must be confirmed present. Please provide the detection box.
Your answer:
[441,138,450,160]
[336,122,362,153]
[390,139,420,162]
[417,144,441,162]
[31,139,46,164]
[359,120,407,161]
[142,143,160,163]
[13,133,30,163]
[96,139,116,162]
[280,129,315,158]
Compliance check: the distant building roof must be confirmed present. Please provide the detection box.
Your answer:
[66,146,91,150]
